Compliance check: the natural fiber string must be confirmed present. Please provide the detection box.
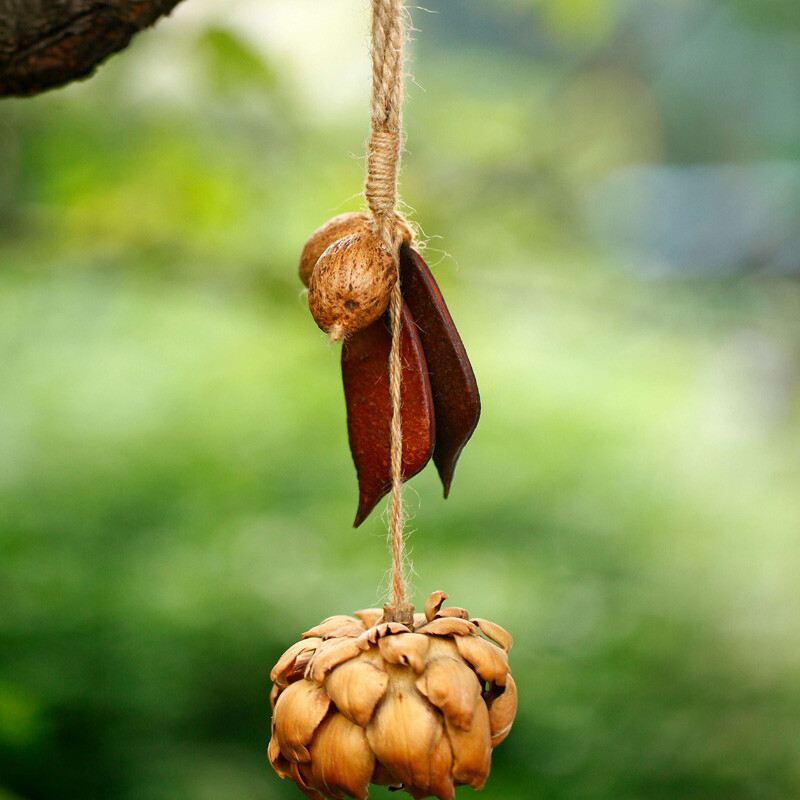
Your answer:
[364,0,411,620]
[386,280,406,616]
[365,0,404,251]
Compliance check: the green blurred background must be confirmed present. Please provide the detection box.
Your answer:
[2,0,800,798]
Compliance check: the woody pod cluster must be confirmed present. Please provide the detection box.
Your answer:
[269,591,517,800]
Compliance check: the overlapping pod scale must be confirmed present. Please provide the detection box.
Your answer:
[354,608,384,628]
[269,734,292,779]
[324,656,389,726]
[307,638,362,684]
[487,675,517,746]
[378,632,430,673]
[380,621,413,637]
[403,722,456,800]
[422,635,461,663]
[471,618,513,652]
[274,679,331,762]
[445,698,492,789]
[437,607,469,619]
[424,591,448,622]
[309,713,375,800]
[357,621,411,648]
[271,638,322,687]
[291,761,325,800]
[454,634,509,686]
[322,622,366,639]
[366,671,441,790]
[293,650,316,680]
[417,617,478,637]
[416,656,481,731]
[425,729,456,800]
[304,616,362,639]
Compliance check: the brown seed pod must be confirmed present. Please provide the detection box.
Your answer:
[308,232,397,341]
[399,244,480,498]
[298,213,372,288]
[269,591,517,800]
[342,303,436,527]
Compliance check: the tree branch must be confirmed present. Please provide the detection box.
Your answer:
[0,0,186,96]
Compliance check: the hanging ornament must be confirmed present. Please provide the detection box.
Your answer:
[269,592,517,800]
[270,2,516,797]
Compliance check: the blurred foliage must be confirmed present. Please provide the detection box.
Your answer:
[1,1,800,799]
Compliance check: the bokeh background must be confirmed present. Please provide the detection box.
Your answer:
[2,0,800,798]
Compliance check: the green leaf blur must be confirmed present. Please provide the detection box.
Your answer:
[1,1,799,799]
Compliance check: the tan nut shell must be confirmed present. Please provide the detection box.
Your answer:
[298,213,372,287]
[269,591,517,800]
[308,232,397,341]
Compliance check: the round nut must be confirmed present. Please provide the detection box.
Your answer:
[298,213,372,287]
[308,232,397,341]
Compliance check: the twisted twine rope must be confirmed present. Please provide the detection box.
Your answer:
[364,0,412,620]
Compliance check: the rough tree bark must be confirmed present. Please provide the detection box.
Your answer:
[0,0,186,96]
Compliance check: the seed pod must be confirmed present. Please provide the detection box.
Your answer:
[342,303,435,527]
[269,591,517,800]
[399,244,480,497]
[308,232,397,341]
[298,212,372,287]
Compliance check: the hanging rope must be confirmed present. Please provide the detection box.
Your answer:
[364,0,411,620]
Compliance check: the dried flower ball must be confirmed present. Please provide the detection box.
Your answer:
[269,591,517,800]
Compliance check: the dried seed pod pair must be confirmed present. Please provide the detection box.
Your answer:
[269,591,517,800]
[299,215,481,525]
